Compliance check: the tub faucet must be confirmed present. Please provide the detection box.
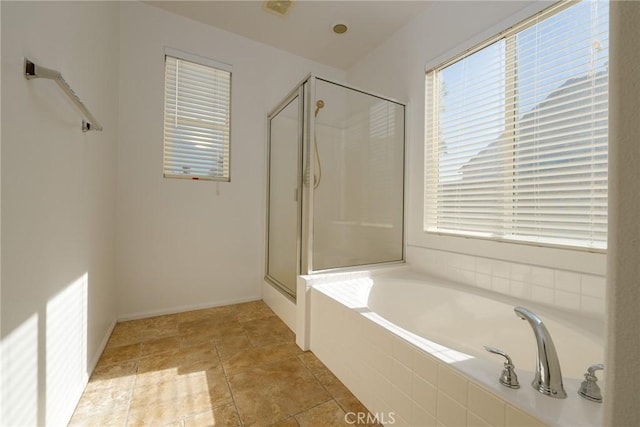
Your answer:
[514,306,567,398]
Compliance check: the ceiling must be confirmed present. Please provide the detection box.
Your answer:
[146,1,431,70]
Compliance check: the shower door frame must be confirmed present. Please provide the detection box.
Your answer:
[265,74,407,300]
[264,83,306,299]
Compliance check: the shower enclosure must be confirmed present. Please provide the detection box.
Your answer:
[266,76,405,299]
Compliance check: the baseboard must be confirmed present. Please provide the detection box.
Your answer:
[117,296,262,322]
[89,318,117,374]
[262,281,296,332]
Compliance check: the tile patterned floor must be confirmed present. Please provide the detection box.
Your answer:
[69,301,378,426]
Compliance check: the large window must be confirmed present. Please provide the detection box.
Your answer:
[425,0,608,251]
[163,49,231,181]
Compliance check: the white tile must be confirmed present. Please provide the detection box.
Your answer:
[531,267,554,288]
[391,359,413,397]
[509,280,530,299]
[467,383,505,427]
[391,414,411,427]
[476,257,492,274]
[412,373,437,416]
[374,351,393,380]
[492,260,511,279]
[581,274,606,299]
[393,337,414,368]
[460,269,475,287]
[531,285,554,305]
[367,371,389,406]
[437,365,468,405]
[437,390,467,427]
[413,350,439,385]
[554,270,581,293]
[391,385,412,422]
[447,253,462,269]
[412,401,437,427]
[581,295,605,317]
[505,405,545,427]
[459,255,476,272]
[475,273,491,290]
[468,410,492,427]
[554,289,581,311]
[511,263,532,282]
[491,276,510,295]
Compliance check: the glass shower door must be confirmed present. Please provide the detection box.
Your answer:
[312,79,405,271]
[266,93,301,297]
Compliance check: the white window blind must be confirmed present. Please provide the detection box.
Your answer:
[163,50,231,181]
[425,0,608,251]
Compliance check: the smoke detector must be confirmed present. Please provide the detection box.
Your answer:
[263,1,294,17]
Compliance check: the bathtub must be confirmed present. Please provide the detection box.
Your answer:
[307,269,605,427]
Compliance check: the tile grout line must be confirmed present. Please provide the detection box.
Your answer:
[123,358,139,427]
[216,339,245,427]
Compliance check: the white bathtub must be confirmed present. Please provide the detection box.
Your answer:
[308,269,605,427]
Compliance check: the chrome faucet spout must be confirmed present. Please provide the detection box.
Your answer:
[514,306,567,398]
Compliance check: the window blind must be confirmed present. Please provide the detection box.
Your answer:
[425,0,608,250]
[163,51,231,181]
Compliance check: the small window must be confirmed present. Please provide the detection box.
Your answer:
[425,0,609,251]
[163,49,231,181]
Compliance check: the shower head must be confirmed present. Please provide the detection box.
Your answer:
[314,100,325,117]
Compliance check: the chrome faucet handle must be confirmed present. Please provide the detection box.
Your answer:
[578,363,604,403]
[484,346,520,389]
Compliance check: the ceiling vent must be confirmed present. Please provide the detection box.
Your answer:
[263,1,294,17]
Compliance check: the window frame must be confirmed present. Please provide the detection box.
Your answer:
[423,0,608,254]
[411,1,607,276]
[162,47,232,182]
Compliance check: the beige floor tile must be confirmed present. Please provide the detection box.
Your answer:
[107,322,144,348]
[297,352,332,377]
[133,366,232,408]
[97,342,142,367]
[174,305,237,324]
[295,400,350,427]
[228,358,331,426]
[222,342,302,376]
[76,300,372,427]
[241,316,295,348]
[183,405,241,427]
[270,417,300,427]
[73,386,132,416]
[140,336,181,357]
[214,334,253,361]
[127,399,181,426]
[334,395,381,427]
[234,301,275,323]
[85,360,138,392]
[136,344,219,388]
[179,323,245,348]
[316,371,353,400]
[68,408,129,426]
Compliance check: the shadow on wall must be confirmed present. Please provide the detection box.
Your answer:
[1,273,89,425]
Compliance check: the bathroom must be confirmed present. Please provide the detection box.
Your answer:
[1,1,638,426]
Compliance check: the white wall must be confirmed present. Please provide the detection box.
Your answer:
[0,1,119,425]
[116,2,344,319]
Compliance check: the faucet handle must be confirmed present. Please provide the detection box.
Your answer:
[578,363,604,403]
[484,346,520,389]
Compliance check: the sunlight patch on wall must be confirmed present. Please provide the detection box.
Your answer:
[0,314,39,426]
[45,273,88,425]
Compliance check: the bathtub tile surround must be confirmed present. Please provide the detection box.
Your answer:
[407,246,606,318]
[70,301,375,426]
[309,274,603,427]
